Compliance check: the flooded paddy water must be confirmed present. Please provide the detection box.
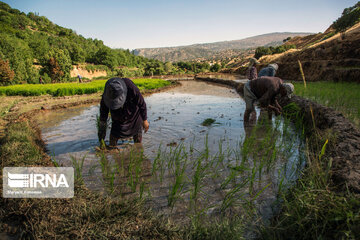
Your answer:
[36,80,305,231]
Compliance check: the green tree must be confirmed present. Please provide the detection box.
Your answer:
[0,34,37,84]
[333,2,360,32]
[210,63,221,72]
[254,46,272,59]
[0,58,15,85]
[164,62,174,74]
[41,48,72,82]
[69,43,85,64]
[94,47,118,69]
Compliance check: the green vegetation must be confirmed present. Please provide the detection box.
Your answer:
[293,81,360,128]
[201,118,216,126]
[0,121,179,239]
[0,2,216,86]
[254,44,296,59]
[1,99,360,238]
[0,78,171,96]
[261,124,360,239]
[172,61,213,74]
[333,1,360,33]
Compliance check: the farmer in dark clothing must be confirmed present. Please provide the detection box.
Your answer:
[243,76,294,123]
[98,78,149,146]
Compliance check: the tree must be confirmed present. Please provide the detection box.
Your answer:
[333,2,360,32]
[0,34,37,84]
[42,48,72,82]
[164,62,174,74]
[254,46,272,59]
[93,47,118,69]
[47,57,63,83]
[0,58,15,85]
[210,63,221,72]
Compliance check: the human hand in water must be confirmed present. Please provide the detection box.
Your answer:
[268,105,281,115]
[143,120,149,133]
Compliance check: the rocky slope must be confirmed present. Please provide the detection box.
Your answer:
[134,32,311,62]
[233,23,360,82]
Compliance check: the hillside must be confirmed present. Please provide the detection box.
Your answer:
[0,1,171,84]
[259,22,360,82]
[134,32,312,62]
[228,2,360,82]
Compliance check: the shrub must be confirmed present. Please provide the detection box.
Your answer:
[255,45,296,59]
[41,48,72,83]
[116,68,144,78]
[333,2,360,32]
[210,63,221,72]
[0,58,15,85]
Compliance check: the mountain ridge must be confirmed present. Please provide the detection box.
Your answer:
[134,32,312,62]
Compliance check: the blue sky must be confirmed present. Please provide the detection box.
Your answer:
[3,0,358,49]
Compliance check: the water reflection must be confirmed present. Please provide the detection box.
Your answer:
[36,80,305,228]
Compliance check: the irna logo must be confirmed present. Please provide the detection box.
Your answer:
[8,172,69,188]
[3,167,74,198]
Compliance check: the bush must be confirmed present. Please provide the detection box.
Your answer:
[0,58,15,85]
[210,63,221,72]
[116,68,144,78]
[254,46,273,59]
[254,45,296,59]
[41,48,72,82]
[333,2,360,32]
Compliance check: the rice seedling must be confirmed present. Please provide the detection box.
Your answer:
[189,154,207,212]
[167,143,189,208]
[201,118,216,126]
[50,152,59,167]
[126,147,145,193]
[0,78,171,97]
[70,154,87,184]
[292,81,360,128]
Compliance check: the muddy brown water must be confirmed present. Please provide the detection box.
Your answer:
[36,80,305,229]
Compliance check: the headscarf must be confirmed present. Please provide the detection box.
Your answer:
[281,83,294,98]
[103,78,128,110]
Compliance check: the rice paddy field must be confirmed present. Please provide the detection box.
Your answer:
[292,81,360,128]
[35,81,306,237]
[0,78,359,239]
[0,78,171,97]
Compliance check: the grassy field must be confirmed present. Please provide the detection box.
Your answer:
[0,78,171,97]
[292,81,360,128]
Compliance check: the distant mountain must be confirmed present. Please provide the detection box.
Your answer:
[134,32,312,62]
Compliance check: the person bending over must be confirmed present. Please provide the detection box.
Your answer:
[243,76,294,123]
[258,63,278,77]
[98,78,149,146]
